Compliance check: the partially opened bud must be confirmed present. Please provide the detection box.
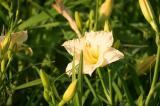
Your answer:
[62,80,77,103]
[136,55,156,75]
[99,0,113,19]
[139,0,158,32]
[39,70,50,89]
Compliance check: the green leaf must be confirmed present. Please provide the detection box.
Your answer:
[18,9,57,30]
[14,79,41,90]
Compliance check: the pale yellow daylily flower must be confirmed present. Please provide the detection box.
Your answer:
[63,31,124,76]
[0,31,28,50]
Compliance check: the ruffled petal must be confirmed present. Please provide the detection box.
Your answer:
[85,31,113,49]
[83,63,96,76]
[11,31,28,44]
[66,60,79,76]
[100,47,124,67]
[62,38,84,56]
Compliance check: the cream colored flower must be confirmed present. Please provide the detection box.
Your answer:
[62,31,124,76]
[0,31,28,50]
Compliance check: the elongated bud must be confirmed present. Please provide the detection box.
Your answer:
[75,11,82,31]
[43,89,51,102]
[89,10,94,21]
[1,59,5,72]
[89,10,94,30]
[62,80,77,103]
[139,0,158,32]
[39,70,50,89]
[1,35,11,52]
[99,0,113,19]
[104,20,111,32]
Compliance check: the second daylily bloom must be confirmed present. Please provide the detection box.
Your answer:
[63,31,124,76]
[0,31,28,51]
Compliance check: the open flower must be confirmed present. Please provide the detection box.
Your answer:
[0,31,28,50]
[63,31,124,76]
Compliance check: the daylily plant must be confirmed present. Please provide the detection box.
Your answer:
[63,31,124,76]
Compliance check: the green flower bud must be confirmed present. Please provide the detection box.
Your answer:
[113,40,121,49]
[39,70,50,89]
[104,20,111,32]
[1,59,5,72]
[75,11,82,32]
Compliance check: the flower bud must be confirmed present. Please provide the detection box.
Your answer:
[1,35,11,52]
[62,80,77,103]
[139,0,158,32]
[113,40,121,49]
[104,20,111,32]
[99,0,113,19]
[75,11,82,32]
[136,55,156,75]
[39,70,50,89]
[1,59,5,72]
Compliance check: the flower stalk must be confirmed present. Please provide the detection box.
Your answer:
[145,32,160,105]
[97,68,112,104]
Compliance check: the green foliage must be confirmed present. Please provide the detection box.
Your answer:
[0,0,160,106]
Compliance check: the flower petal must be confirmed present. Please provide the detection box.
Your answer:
[62,38,84,56]
[83,63,96,76]
[85,31,113,49]
[66,61,96,76]
[66,60,79,76]
[100,47,124,67]
[11,31,28,44]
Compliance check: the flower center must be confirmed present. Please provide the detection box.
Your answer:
[83,43,99,64]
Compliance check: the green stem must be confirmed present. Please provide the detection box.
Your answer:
[97,68,111,105]
[112,81,122,101]
[108,68,113,105]
[50,86,56,105]
[145,32,160,105]
[84,75,98,100]
[145,82,160,106]
[151,33,160,89]
[117,71,134,106]
[78,52,83,106]
[72,51,76,81]
[74,93,80,106]
[94,0,99,31]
